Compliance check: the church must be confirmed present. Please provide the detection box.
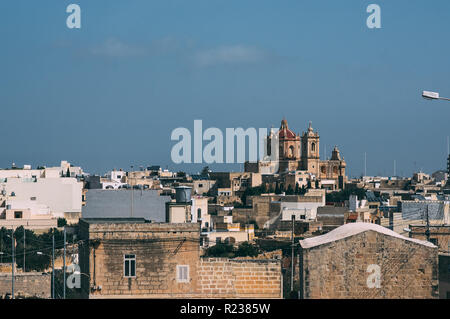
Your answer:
[245,119,347,189]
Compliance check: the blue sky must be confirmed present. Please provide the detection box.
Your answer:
[1,0,449,176]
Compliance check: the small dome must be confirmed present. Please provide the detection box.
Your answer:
[279,119,297,139]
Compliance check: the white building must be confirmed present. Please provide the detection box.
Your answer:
[279,189,326,221]
[349,195,368,212]
[279,201,324,221]
[0,161,84,227]
[1,198,57,230]
[106,170,126,183]
[190,196,210,230]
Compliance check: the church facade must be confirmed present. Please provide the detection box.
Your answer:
[245,119,347,189]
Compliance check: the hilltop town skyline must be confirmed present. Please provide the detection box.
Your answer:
[1,117,448,178]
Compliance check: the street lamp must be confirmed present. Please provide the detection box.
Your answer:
[36,251,54,257]
[130,165,134,218]
[37,247,55,299]
[422,90,450,101]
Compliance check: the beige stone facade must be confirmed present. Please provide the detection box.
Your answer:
[198,258,282,298]
[0,272,51,299]
[192,179,216,195]
[245,119,347,189]
[78,219,282,299]
[299,223,439,299]
[165,201,192,223]
[210,172,262,196]
[409,225,450,253]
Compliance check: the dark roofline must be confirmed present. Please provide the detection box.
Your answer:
[80,217,149,224]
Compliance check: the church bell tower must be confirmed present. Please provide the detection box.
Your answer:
[301,121,320,176]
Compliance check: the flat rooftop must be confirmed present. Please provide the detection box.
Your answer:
[80,217,149,224]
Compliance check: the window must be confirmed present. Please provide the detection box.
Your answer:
[30,197,36,201]
[430,238,438,246]
[14,211,23,219]
[177,265,189,283]
[124,254,136,277]
[197,208,202,219]
[289,146,294,158]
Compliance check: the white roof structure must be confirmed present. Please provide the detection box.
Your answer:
[300,222,436,249]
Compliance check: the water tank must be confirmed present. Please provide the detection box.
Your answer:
[175,186,192,203]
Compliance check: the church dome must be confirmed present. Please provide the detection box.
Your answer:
[279,119,297,139]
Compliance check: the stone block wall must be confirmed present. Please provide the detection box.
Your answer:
[300,230,439,299]
[79,222,201,298]
[197,258,282,298]
[410,225,450,253]
[0,272,51,299]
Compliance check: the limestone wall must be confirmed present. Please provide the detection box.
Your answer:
[0,272,51,299]
[300,230,439,299]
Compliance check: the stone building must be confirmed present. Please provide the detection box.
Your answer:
[209,172,262,197]
[78,218,282,298]
[299,223,439,299]
[316,206,349,231]
[165,190,210,230]
[78,218,200,298]
[409,225,450,253]
[192,179,216,195]
[234,191,325,229]
[245,119,347,189]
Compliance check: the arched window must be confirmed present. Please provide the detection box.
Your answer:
[311,143,316,152]
[289,146,294,158]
